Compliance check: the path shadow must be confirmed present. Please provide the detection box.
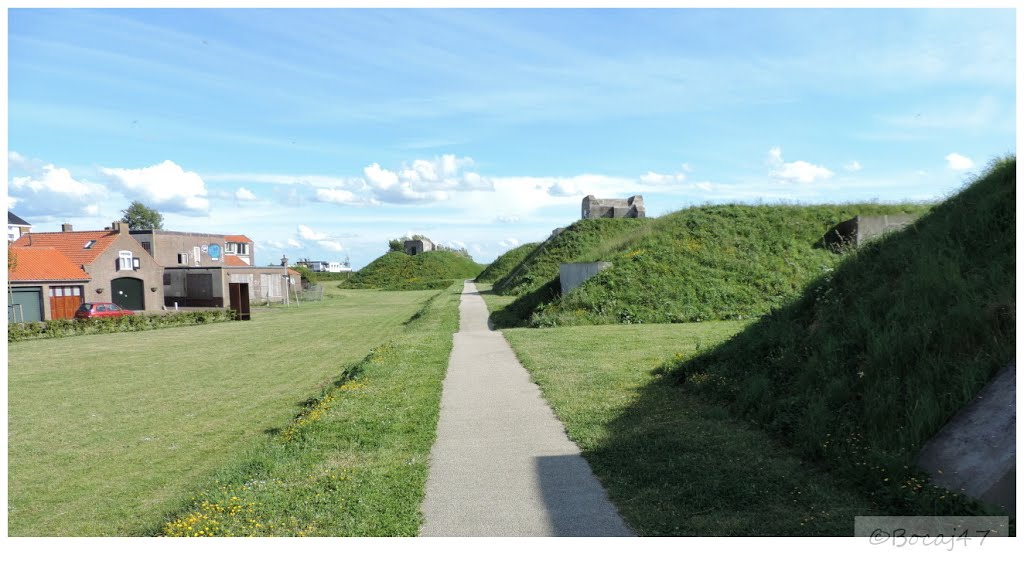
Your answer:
[534,454,633,536]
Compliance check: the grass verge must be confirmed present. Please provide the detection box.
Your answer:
[499,322,882,535]
[158,283,461,536]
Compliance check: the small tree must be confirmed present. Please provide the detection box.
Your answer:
[121,201,164,230]
[290,265,317,286]
[388,239,404,252]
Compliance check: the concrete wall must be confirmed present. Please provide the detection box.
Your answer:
[917,360,1016,513]
[404,239,435,255]
[581,195,646,220]
[83,234,164,312]
[559,262,612,296]
[824,214,920,249]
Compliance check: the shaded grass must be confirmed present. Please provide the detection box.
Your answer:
[500,322,882,535]
[476,242,541,283]
[7,288,440,536]
[664,157,1016,517]
[158,284,461,536]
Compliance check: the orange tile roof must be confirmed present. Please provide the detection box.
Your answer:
[12,230,120,266]
[224,234,253,243]
[8,247,90,282]
[224,255,251,266]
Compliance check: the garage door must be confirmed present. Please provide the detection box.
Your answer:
[49,286,84,320]
[112,277,145,311]
[8,287,43,323]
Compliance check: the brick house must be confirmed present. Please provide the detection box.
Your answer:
[128,230,293,306]
[11,222,163,314]
[7,247,91,322]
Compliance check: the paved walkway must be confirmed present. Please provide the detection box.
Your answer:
[420,281,633,537]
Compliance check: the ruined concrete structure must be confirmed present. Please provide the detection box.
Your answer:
[404,238,435,255]
[823,214,920,250]
[581,195,646,220]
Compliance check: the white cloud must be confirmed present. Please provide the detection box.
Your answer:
[287,238,303,248]
[235,187,257,201]
[315,188,364,205]
[100,160,209,213]
[640,171,686,185]
[9,161,106,217]
[362,155,494,204]
[320,240,344,252]
[844,160,863,172]
[767,147,834,184]
[298,224,328,241]
[945,152,974,170]
[496,215,521,223]
[547,180,582,196]
[498,238,520,248]
[363,163,400,190]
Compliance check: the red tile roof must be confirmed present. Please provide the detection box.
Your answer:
[8,247,90,282]
[12,230,120,266]
[224,255,251,266]
[224,235,253,243]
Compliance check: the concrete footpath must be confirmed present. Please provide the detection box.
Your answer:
[419,281,633,537]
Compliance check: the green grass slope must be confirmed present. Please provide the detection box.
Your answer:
[475,242,540,283]
[533,202,934,327]
[664,157,1015,515]
[340,250,484,291]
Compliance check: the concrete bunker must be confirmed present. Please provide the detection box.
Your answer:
[404,238,435,256]
[823,214,920,250]
[559,262,612,296]
[581,195,646,220]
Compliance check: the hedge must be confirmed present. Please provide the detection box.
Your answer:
[8,310,236,342]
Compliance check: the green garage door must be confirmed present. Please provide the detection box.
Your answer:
[8,287,43,322]
[112,277,145,311]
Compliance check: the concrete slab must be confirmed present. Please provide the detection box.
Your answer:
[419,281,634,537]
[917,360,1016,513]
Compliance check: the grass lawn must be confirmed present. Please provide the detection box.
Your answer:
[479,287,881,535]
[8,288,440,536]
[159,284,461,536]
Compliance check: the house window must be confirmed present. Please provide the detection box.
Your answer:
[141,241,152,255]
[118,251,134,271]
[237,243,249,255]
[225,242,237,254]
[84,240,96,249]
[177,252,188,264]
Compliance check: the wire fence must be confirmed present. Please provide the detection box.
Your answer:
[296,285,324,302]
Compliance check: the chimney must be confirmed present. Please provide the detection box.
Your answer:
[115,222,128,235]
[61,223,73,232]
[281,255,288,267]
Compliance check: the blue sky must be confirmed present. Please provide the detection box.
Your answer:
[5,7,1017,269]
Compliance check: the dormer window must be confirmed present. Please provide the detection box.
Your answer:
[84,240,96,249]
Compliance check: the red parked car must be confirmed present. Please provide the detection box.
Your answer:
[74,302,135,320]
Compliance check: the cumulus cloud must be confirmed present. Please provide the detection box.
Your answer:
[298,224,328,241]
[767,147,834,184]
[361,155,494,204]
[236,187,257,201]
[9,161,107,217]
[296,224,346,253]
[945,152,974,170]
[100,160,210,213]
[498,238,520,248]
[265,238,305,250]
[844,160,863,172]
[315,188,364,205]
